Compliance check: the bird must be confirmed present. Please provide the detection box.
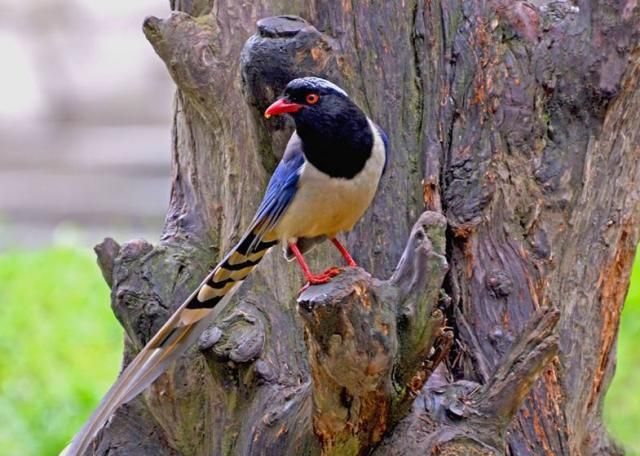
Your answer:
[63,76,388,455]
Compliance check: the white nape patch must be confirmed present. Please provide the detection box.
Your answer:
[290,77,349,97]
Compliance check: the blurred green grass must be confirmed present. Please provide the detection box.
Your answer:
[0,248,122,456]
[605,251,640,456]
[0,246,638,455]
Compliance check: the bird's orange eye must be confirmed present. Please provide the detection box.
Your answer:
[306,93,319,105]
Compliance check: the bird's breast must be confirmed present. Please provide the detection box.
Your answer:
[275,120,386,242]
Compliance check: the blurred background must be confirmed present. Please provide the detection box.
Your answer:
[0,0,172,249]
[0,0,173,454]
[0,1,638,455]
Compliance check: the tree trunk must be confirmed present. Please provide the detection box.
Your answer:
[88,1,640,455]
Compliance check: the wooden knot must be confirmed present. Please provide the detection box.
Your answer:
[199,310,265,364]
[257,16,309,38]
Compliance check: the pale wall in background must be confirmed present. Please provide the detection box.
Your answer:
[0,0,174,249]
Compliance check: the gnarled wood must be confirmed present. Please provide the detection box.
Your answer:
[376,307,559,455]
[80,1,640,455]
[298,211,448,454]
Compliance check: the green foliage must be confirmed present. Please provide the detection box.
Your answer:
[0,248,122,456]
[604,251,640,455]
[0,246,638,455]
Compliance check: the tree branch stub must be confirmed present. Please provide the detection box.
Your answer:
[297,211,449,455]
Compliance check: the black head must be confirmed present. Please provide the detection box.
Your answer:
[265,77,374,179]
[265,77,353,123]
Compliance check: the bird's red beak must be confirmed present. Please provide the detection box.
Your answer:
[264,98,302,118]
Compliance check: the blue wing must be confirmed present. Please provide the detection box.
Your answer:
[247,137,305,248]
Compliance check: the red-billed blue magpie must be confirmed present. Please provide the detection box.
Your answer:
[64,77,388,455]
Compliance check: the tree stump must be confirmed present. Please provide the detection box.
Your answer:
[85,1,640,455]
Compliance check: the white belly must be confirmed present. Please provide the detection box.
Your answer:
[275,120,386,242]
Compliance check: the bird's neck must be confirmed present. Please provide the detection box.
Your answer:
[296,115,373,179]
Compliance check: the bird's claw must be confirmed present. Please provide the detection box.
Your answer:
[320,266,344,278]
[298,267,344,294]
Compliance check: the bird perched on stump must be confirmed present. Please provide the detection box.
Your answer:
[64,77,389,455]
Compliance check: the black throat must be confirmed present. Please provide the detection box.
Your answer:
[294,104,373,179]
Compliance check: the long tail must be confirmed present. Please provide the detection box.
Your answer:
[63,227,277,455]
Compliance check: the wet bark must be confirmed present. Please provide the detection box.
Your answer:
[87,1,639,455]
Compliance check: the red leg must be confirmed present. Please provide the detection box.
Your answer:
[289,242,342,292]
[331,238,357,267]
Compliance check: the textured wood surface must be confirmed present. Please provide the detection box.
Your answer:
[87,1,639,454]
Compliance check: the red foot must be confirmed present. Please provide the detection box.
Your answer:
[320,266,344,278]
[289,242,350,295]
[299,267,344,294]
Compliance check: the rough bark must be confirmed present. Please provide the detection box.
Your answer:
[86,1,639,455]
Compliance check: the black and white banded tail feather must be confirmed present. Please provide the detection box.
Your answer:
[61,225,277,456]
